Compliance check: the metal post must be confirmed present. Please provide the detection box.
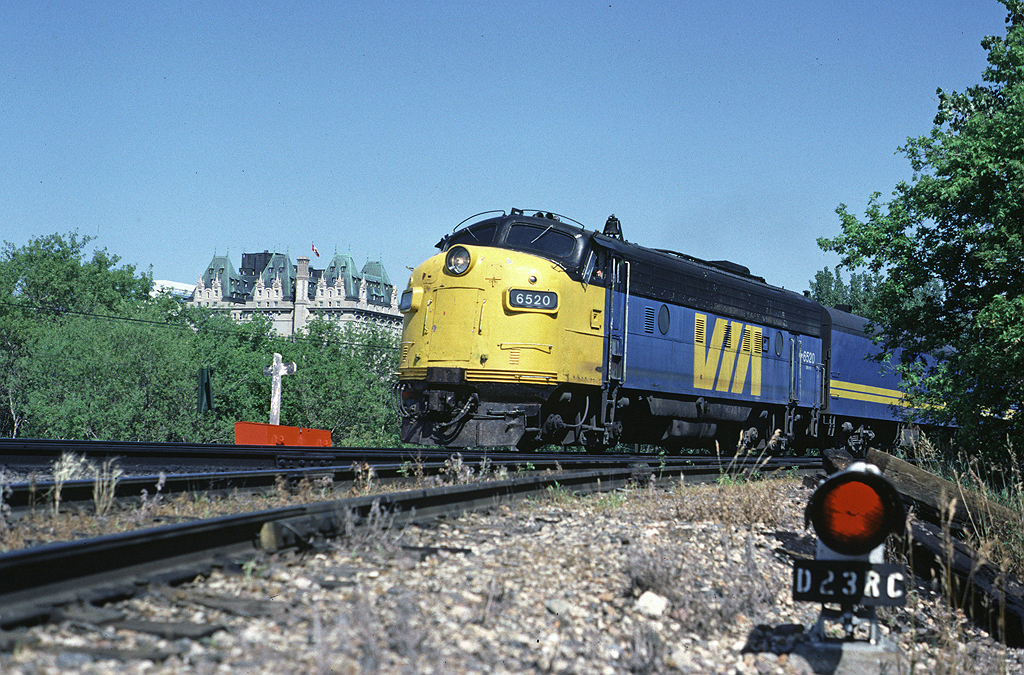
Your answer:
[263,353,296,425]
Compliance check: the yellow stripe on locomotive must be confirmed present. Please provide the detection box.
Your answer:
[398,245,605,386]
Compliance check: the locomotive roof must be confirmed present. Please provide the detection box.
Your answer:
[597,233,824,337]
[824,305,871,336]
[444,210,827,336]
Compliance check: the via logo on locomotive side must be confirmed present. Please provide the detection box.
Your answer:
[693,313,763,396]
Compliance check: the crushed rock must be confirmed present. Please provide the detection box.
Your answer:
[2,478,1022,674]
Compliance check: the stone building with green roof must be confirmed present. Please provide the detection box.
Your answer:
[191,250,401,337]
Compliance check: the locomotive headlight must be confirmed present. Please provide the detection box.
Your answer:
[445,246,472,276]
[805,464,905,558]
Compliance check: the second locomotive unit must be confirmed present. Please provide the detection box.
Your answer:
[394,209,912,454]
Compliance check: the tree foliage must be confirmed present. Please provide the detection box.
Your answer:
[818,0,1024,462]
[2,232,152,315]
[289,319,400,446]
[807,267,883,318]
[0,232,401,445]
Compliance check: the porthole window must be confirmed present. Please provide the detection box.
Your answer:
[658,305,670,335]
[775,331,784,356]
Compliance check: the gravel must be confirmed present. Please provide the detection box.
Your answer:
[2,476,1022,674]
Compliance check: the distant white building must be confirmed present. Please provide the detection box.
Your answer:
[151,280,195,298]
[189,250,401,337]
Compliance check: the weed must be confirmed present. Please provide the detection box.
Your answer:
[398,450,427,487]
[515,461,536,476]
[133,472,166,523]
[591,490,627,511]
[478,579,507,628]
[27,473,38,518]
[350,465,374,495]
[626,623,664,675]
[51,452,92,517]
[0,470,11,531]
[386,589,430,660]
[441,453,473,484]
[336,498,405,557]
[241,555,268,587]
[625,545,682,600]
[91,458,123,518]
[545,482,576,506]
[274,474,290,502]
[715,439,771,485]
[295,474,334,501]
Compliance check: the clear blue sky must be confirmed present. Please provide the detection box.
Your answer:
[1,0,1010,293]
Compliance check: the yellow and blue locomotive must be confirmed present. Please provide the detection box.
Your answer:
[395,209,913,454]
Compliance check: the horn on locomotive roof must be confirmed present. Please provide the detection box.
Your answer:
[603,214,623,240]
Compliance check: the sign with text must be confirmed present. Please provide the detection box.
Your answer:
[792,560,906,607]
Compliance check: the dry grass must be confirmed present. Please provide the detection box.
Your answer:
[0,473,351,553]
[953,454,1024,580]
[904,436,1024,579]
[672,477,793,530]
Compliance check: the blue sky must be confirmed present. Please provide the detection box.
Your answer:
[1,1,1010,294]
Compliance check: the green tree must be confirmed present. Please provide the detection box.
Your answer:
[808,267,883,318]
[21,312,195,441]
[1,232,151,315]
[0,232,154,437]
[818,0,1024,461]
[290,319,400,446]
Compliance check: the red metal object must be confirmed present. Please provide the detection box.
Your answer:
[234,421,332,447]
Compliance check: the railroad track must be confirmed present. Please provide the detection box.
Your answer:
[0,438,821,514]
[0,453,822,632]
[0,437,822,474]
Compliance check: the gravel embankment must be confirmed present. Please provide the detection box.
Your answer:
[2,477,1021,674]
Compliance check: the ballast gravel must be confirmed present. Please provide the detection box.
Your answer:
[2,477,1021,674]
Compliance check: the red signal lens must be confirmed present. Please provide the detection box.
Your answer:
[820,480,885,548]
[807,470,904,557]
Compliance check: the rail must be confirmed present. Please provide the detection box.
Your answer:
[0,458,817,631]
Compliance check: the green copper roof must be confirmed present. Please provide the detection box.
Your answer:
[200,254,245,300]
[323,252,361,299]
[259,253,295,299]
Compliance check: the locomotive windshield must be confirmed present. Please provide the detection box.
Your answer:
[505,223,577,258]
[445,222,498,248]
[443,219,579,261]
[440,213,587,276]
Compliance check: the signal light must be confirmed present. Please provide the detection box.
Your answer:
[805,464,905,558]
